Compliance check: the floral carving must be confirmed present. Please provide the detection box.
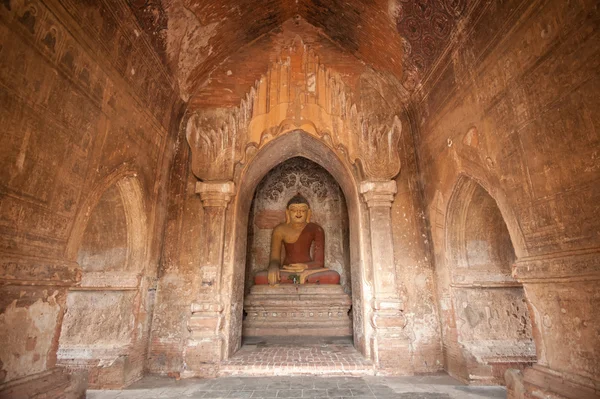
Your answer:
[396,0,468,86]
[258,158,330,203]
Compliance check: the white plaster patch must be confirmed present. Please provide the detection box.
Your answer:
[0,296,61,381]
[165,5,220,100]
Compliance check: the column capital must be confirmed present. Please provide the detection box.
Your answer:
[359,180,397,208]
[195,181,235,208]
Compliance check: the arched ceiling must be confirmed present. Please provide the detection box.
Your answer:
[127,0,470,102]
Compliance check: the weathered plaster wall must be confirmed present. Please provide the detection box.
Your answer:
[77,185,128,272]
[391,113,443,374]
[246,157,351,295]
[0,0,180,395]
[60,291,137,348]
[415,0,599,394]
[147,139,198,376]
[0,289,63,382]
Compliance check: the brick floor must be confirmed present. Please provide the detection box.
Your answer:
[87,375,507,398]
[219,337,374,376]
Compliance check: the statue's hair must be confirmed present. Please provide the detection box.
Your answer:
[287,193,310,209]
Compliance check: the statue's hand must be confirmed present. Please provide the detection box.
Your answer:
[283,263,308,272]
[267,264,280,285]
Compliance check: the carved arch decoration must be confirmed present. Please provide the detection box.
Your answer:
[58,170,151,387]
[441,173,537,383]
[445,171,528,261]
[66,167,148,275]
[185,41,403,183]
[221,130,372,359]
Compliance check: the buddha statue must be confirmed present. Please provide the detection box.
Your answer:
[254,194,341,285]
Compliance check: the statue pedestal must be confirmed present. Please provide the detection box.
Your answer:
[243,285,352,336]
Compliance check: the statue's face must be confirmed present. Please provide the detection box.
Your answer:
[288,203,309,224]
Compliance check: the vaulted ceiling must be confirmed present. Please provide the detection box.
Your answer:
[127,0,470,102]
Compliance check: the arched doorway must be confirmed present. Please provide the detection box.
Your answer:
[58,176,150,388]
[241,157,353,341]
[222,130,369,361]
[445,175,536,384]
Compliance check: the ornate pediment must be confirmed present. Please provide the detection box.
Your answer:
[186,40,402,182]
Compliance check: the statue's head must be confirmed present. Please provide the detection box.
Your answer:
[286,193,311,224]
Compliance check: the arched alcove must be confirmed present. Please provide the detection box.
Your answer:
[464,184,516,273]
[58,175,149,388]
[244,157,351,296]
[77,184,128,272]
[223,130,369,359]
[448,177,516,281]
[445,175,536,384]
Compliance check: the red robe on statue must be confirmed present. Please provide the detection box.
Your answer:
[254,223,340,285]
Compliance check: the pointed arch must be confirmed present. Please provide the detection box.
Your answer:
[442,174,536,384]
[221,130,371,359]
[66,167,148,272]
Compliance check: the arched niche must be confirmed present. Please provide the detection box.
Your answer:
[77,184,128,272]
[244,156,352,296]
[223,130,368,359]
[58,175,149,388]
[444,175,536,384]
[447,176,517,283]
[66,173,148,272]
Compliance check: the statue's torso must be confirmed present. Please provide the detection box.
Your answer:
[254,220,339,284]
[283,223,320,265]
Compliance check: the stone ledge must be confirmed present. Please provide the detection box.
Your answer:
[0,367,87,399]
[461,340,537,364]
[513,248,600,283]
[57,345,131,366]
[0,252,81,286]
[248,285,351,295]
[72,271,141,290]
[523,364,600,399]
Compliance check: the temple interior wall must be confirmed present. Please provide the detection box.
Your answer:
[0,0,180,392]
[415,0,599,389]
[390,112,443,373]
[147,141,198,375]
[0,0,598,397]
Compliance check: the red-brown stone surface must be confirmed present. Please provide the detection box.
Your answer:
[0,0,598,398]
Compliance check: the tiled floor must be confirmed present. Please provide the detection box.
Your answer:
[87,339,506,398]
[87,375,506,398]
[220,337,373,376]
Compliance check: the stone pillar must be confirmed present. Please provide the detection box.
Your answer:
[184,181,235,377]
[360,180,409,373]
[510,250,600,399]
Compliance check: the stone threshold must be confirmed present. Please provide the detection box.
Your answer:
[219,336,375,377]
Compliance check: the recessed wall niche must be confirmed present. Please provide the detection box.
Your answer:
[244,157,351,295]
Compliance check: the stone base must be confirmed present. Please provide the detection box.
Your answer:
[0,367,88,399]
[57,346,142,389]
[243,285,352,336]
[182,337,223,378]
[520,365,599,399]
[506,366,600,399]
[460,340,536,385]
